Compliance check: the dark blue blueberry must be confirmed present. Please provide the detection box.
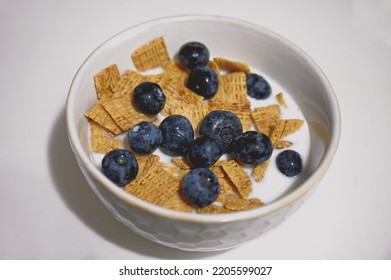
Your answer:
[246,73,272,100]
[159,115,194,156]
[127,121,162,155]
[199,110,243,152]
[187,135,223,168]
[187,66,219,98]
[101,149,138,187]
[232,131,273,164]
[178,41,210,70]
[181,168,220,208]
[133,82,166,115]
[276,150,302,177]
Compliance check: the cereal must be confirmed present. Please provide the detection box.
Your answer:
[93,64,120,100]
[270,119,304,143]
[213,57,251,74]
[224,194,264,211]
[252,159,271,182]
[131,36,171,72]
[171,158,192,170]
[221,160,252,199]
[89,120,122,153]
[276,92,288,108]
[251,104,281,136]
[84,102,123,135]
[101,93,155,131]
[161,191,195,212]
[85,36,307,214]
[112,70,146,99]
[124,164,180,206]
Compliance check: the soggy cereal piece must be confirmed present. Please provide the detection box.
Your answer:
[270,119,304,142]
[112,70,146,99]
[209,101,252,131]
[89,120,122,154]
[158,162,180,178]
[253,159,271,182]
[221,160,252,198]
[215,176,237,203]
[213,57,251,74]
[93,64,120,100]
[161,191,195,212]
[124,164,180,206]
[131,37,171,72]
[101,93,155,131]
[197,205,231,214]
[273,140,293,149]
[85,102,123,135]
[224,194,264,211]
[276,92,288,108]
[171,158,192,170]
[251,104,281,136]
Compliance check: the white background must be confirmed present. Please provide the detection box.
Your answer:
[1,0,391,260]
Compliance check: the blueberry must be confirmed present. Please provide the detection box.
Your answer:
[159,115,194,156]
[276,150,302,177]
[181,168,220,208]
[133,82,166,115]
[199,110,243,152]
[178,41,210,70]
[246,73,272,100]
[187,135,223,168]
[101,149,138,187]
[187,66,219,98]
[127,121,162,155]
[232,131,273,164]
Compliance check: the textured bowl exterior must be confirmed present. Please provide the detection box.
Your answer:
[67,15,340,251]
[73,149,314,251]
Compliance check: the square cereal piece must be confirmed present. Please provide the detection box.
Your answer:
[213,57,251,74]
[207,60,220,75]
[85,102,123,135]
[276,92,288,108]
[270,119,304,142]
[169,101,209,132]
[112,70,146,99]
[252,159,270,183]
[157,162,181,178]
[131,36,171,72]
[210,165,225,178]
[163,61,190,85]
[251,104,281,136]
[101,93,155,131]
[221,160,252,199]
[93,64,120,100]
[211,72,249,105]
[124,164,180,206]
[224,194,264,211]
[89,120,122,154]
[160,191,195,213]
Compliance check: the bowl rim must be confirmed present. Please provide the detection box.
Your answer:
[66,14,341,223]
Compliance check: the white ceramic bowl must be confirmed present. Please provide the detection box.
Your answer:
[66,15,340,251]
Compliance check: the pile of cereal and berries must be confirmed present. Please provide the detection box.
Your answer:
[85,37,304,213]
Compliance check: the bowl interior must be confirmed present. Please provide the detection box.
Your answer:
[67,15,340,221]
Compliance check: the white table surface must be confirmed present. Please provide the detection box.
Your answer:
[1,0,391,260]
